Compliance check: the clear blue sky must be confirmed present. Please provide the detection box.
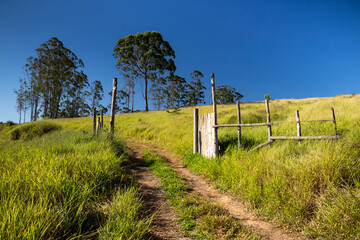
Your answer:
[1,0,359,123]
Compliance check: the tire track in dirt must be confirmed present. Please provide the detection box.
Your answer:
[128,144,189,240]
[128,141,303,240]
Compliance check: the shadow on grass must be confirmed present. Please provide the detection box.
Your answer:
[218,133,259,154]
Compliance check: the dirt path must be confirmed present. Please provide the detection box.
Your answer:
[128,144,189,240]
[128,141,303,240]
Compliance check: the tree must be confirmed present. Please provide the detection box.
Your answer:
[150,77,166,110]
[163,74,187,109]
[264,94,270,100]
[113,31,176,111]
[186,70,206,106]
[90,80,104,113]
[215,85,243,104]
[123,77,135,113]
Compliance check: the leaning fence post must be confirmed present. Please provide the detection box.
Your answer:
[109,77,117,133]
[92,107,96,134]
[296,110,301,137]
[237,100,241,149]
[332,107,337,135]
[193,108,199,154]
[265,99,272,141]
[100,109,103,128]
[211,73,219,156]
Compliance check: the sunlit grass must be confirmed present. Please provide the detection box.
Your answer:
[0,125,151,239]
[53,94,360,238]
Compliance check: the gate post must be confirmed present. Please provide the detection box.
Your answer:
[211,73,219,156]
[265,99,272,141]
[193,108,199,154]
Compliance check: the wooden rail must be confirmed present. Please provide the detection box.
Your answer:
[270,136,339,140]
[192,72,340,157]
[213,123,272,128]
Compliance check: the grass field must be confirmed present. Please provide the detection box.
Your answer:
[2,94,360,239]
[0,122,151,239]
[90,94,359,239]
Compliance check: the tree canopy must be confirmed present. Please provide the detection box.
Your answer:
[17,37,95,120]
[113,31,176,111]
[215,85,243,104]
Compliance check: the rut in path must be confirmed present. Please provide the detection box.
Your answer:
[128,141,304,240]
[129,144,189,240]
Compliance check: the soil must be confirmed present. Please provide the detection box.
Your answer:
[128,143,189,240]
[128,141,304,240]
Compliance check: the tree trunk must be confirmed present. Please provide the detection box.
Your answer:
[19,110,21,124]
[34,99,38,121]
[144,76,149,111]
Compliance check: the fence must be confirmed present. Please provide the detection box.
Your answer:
[193,73,339,158]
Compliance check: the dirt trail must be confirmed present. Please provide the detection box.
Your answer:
[128,141,303,240]
[129,144,189,240]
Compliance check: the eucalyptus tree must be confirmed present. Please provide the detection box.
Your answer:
[23,37,85,119]
[113,31,176,111]
[215,85,243,104]
[163,74,187,109]
[90,80,105,114]
[185,70,206,106]
[150,77,166,110]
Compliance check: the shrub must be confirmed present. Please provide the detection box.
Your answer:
[10,121,61,140]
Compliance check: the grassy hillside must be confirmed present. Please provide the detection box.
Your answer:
[0,122,151,239]
[79,94,357,239]
[22,94,360,239]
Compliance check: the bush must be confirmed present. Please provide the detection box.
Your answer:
[10,121,61,140]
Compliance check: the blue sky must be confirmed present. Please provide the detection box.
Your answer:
[1,0,360,122]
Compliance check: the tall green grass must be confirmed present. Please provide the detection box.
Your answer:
[0,123,151,239]
[55,94,360,238]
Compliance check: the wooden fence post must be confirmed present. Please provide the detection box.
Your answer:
[100,109,103,128]
[193,108,199,154]
[265,99,272,141]
[296,110,301,137]
[109,78,117,133]
[211,73,219,156]
[96,117,101,134]
[237,100,241,149]
[332,107,337,135]
[92,107,96,134]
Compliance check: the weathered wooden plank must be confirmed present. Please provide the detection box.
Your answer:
[92,107,96,134]
[213,123,273,128]
[265,99,272,141]
[211,73,219,156]
[100,109,103,128]
[296,110,301,137]
[193,108,199,154]
[237,100,241,149]
[109,78,117,133]
[270,136,339,140]
[199,113,217,158]
[251,140,274,151]
[332,107,337,135]
[96,117,101,134]
[273,119,333,124]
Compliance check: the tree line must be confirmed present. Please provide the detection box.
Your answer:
[15,33,242,123]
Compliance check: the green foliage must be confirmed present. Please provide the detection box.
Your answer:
[9,121,61,140]
[99,187,152,239]
[216,85,243,104]
[0,129,150,239]
[264,93,270,100]
[23,37,89,119]
[186,70,206,106]
[66,94,360,239]
[113,31,176,111]
[163,73,187,109]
